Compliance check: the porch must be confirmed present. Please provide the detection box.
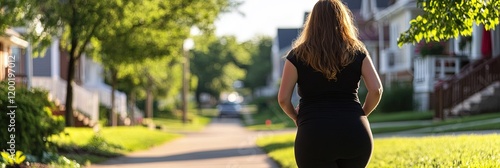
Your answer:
[413,56,469,111]
[32,77,99,127]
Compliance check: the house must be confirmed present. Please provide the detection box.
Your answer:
[373,0,500,117]
[31,39,142,126]
[0,28,29,85]
[262,28,301,100]
[82,55,144,125]
[30,39,100,127]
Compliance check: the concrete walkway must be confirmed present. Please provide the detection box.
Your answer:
[91,118,279,168]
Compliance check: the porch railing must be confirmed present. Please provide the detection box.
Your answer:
[414,56,465,93]
[32,77,99,124]
[94,88,127,118]
[434,56,500,119]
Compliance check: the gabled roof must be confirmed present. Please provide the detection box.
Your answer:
[343,0,391,10]
[377,0,392,8]
[277,28,301,50]
[375,0,419,21]
[343,0,362,10]
[0,28,28,48]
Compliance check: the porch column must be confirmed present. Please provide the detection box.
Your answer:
[471,24,483,60]
[377,21,384,71]
[492,24,500,57]
[26,43,33,89]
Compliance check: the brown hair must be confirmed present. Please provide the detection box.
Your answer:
[291,0,367,81]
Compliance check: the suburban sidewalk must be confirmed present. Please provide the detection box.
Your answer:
[91,118,279,168]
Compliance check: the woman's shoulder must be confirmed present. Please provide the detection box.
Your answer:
[286,49,304,68]
[354,50,367,59]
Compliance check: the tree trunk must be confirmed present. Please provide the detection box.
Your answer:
[196,90,202,115]
[146,77,153,118]
[110,68,118,126]
[181,50,189,123]
[64,55,76,126]
[129,90,136,125]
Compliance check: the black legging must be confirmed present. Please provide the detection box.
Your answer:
[294,115,373,168]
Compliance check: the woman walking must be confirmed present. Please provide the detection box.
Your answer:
[277,0,383,167]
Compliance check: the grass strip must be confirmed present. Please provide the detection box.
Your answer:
[257,133,500,168]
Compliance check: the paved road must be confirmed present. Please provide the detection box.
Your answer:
[91,118,280,168]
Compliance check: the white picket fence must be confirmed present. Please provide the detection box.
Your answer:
[32,77,99,125]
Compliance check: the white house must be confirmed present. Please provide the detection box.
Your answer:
[373,0,500,114]
[30,39,142,126]
[0,28,29,83]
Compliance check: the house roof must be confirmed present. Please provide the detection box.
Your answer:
[344,0,391,10]
[0,28,28,48]
[377,0,392,8]
[374,0,418,21]
[343,0,362,10]
[277,28,301,50]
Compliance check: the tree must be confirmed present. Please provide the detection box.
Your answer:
[242,36,273,96]
[398,0,500,46]
[1,0,57,57]
[0,0,31,30]
[117,57,183,119]
[191,35,250,108]
[94,0,237,124]
[94,0,186,126]
[32,0,126,126]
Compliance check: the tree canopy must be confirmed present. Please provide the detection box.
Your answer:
[398,0,500,46]
[242,36,273,95]
[190,35,250,105]
[2,0,240,125]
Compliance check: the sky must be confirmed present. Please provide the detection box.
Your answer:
[214,0,318,42]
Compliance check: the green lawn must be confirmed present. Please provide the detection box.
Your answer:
[369,112,500,134]
[257,133,500,168]
[368,111,433,123]
[50,126,181,165]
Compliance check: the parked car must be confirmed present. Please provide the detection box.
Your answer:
[217,102,242,118]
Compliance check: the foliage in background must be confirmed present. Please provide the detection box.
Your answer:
[245,96,296,130]
[2,0,240,126]
[92,0,239,121]
[377,82,414,113]
[191,35,250,105]
[415,41,446,57]
[257,133,500,168]
[0,83,65,159]
[398,0,500,46]
[243,36,273,96]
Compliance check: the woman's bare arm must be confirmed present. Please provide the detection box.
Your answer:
[278,60,299,122]
[361,55,383,116]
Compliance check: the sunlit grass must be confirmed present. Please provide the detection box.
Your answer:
[52,126,180,151]
[51,126,181,165]
[257,133,500,168]
[368,111,433,122]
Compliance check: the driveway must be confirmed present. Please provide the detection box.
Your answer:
[91,118,280,168]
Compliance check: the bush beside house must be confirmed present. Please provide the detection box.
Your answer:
[0,82,71,166]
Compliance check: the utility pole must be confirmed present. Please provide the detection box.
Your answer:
[182,39,194,124]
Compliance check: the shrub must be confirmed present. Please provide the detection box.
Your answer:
[377,83,414,113]
[250,96,277,114]
[0,82,65,159]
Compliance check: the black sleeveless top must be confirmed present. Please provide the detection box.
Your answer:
[286,50,366,113]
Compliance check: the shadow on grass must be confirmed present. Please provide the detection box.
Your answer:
[259,141,295,153]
